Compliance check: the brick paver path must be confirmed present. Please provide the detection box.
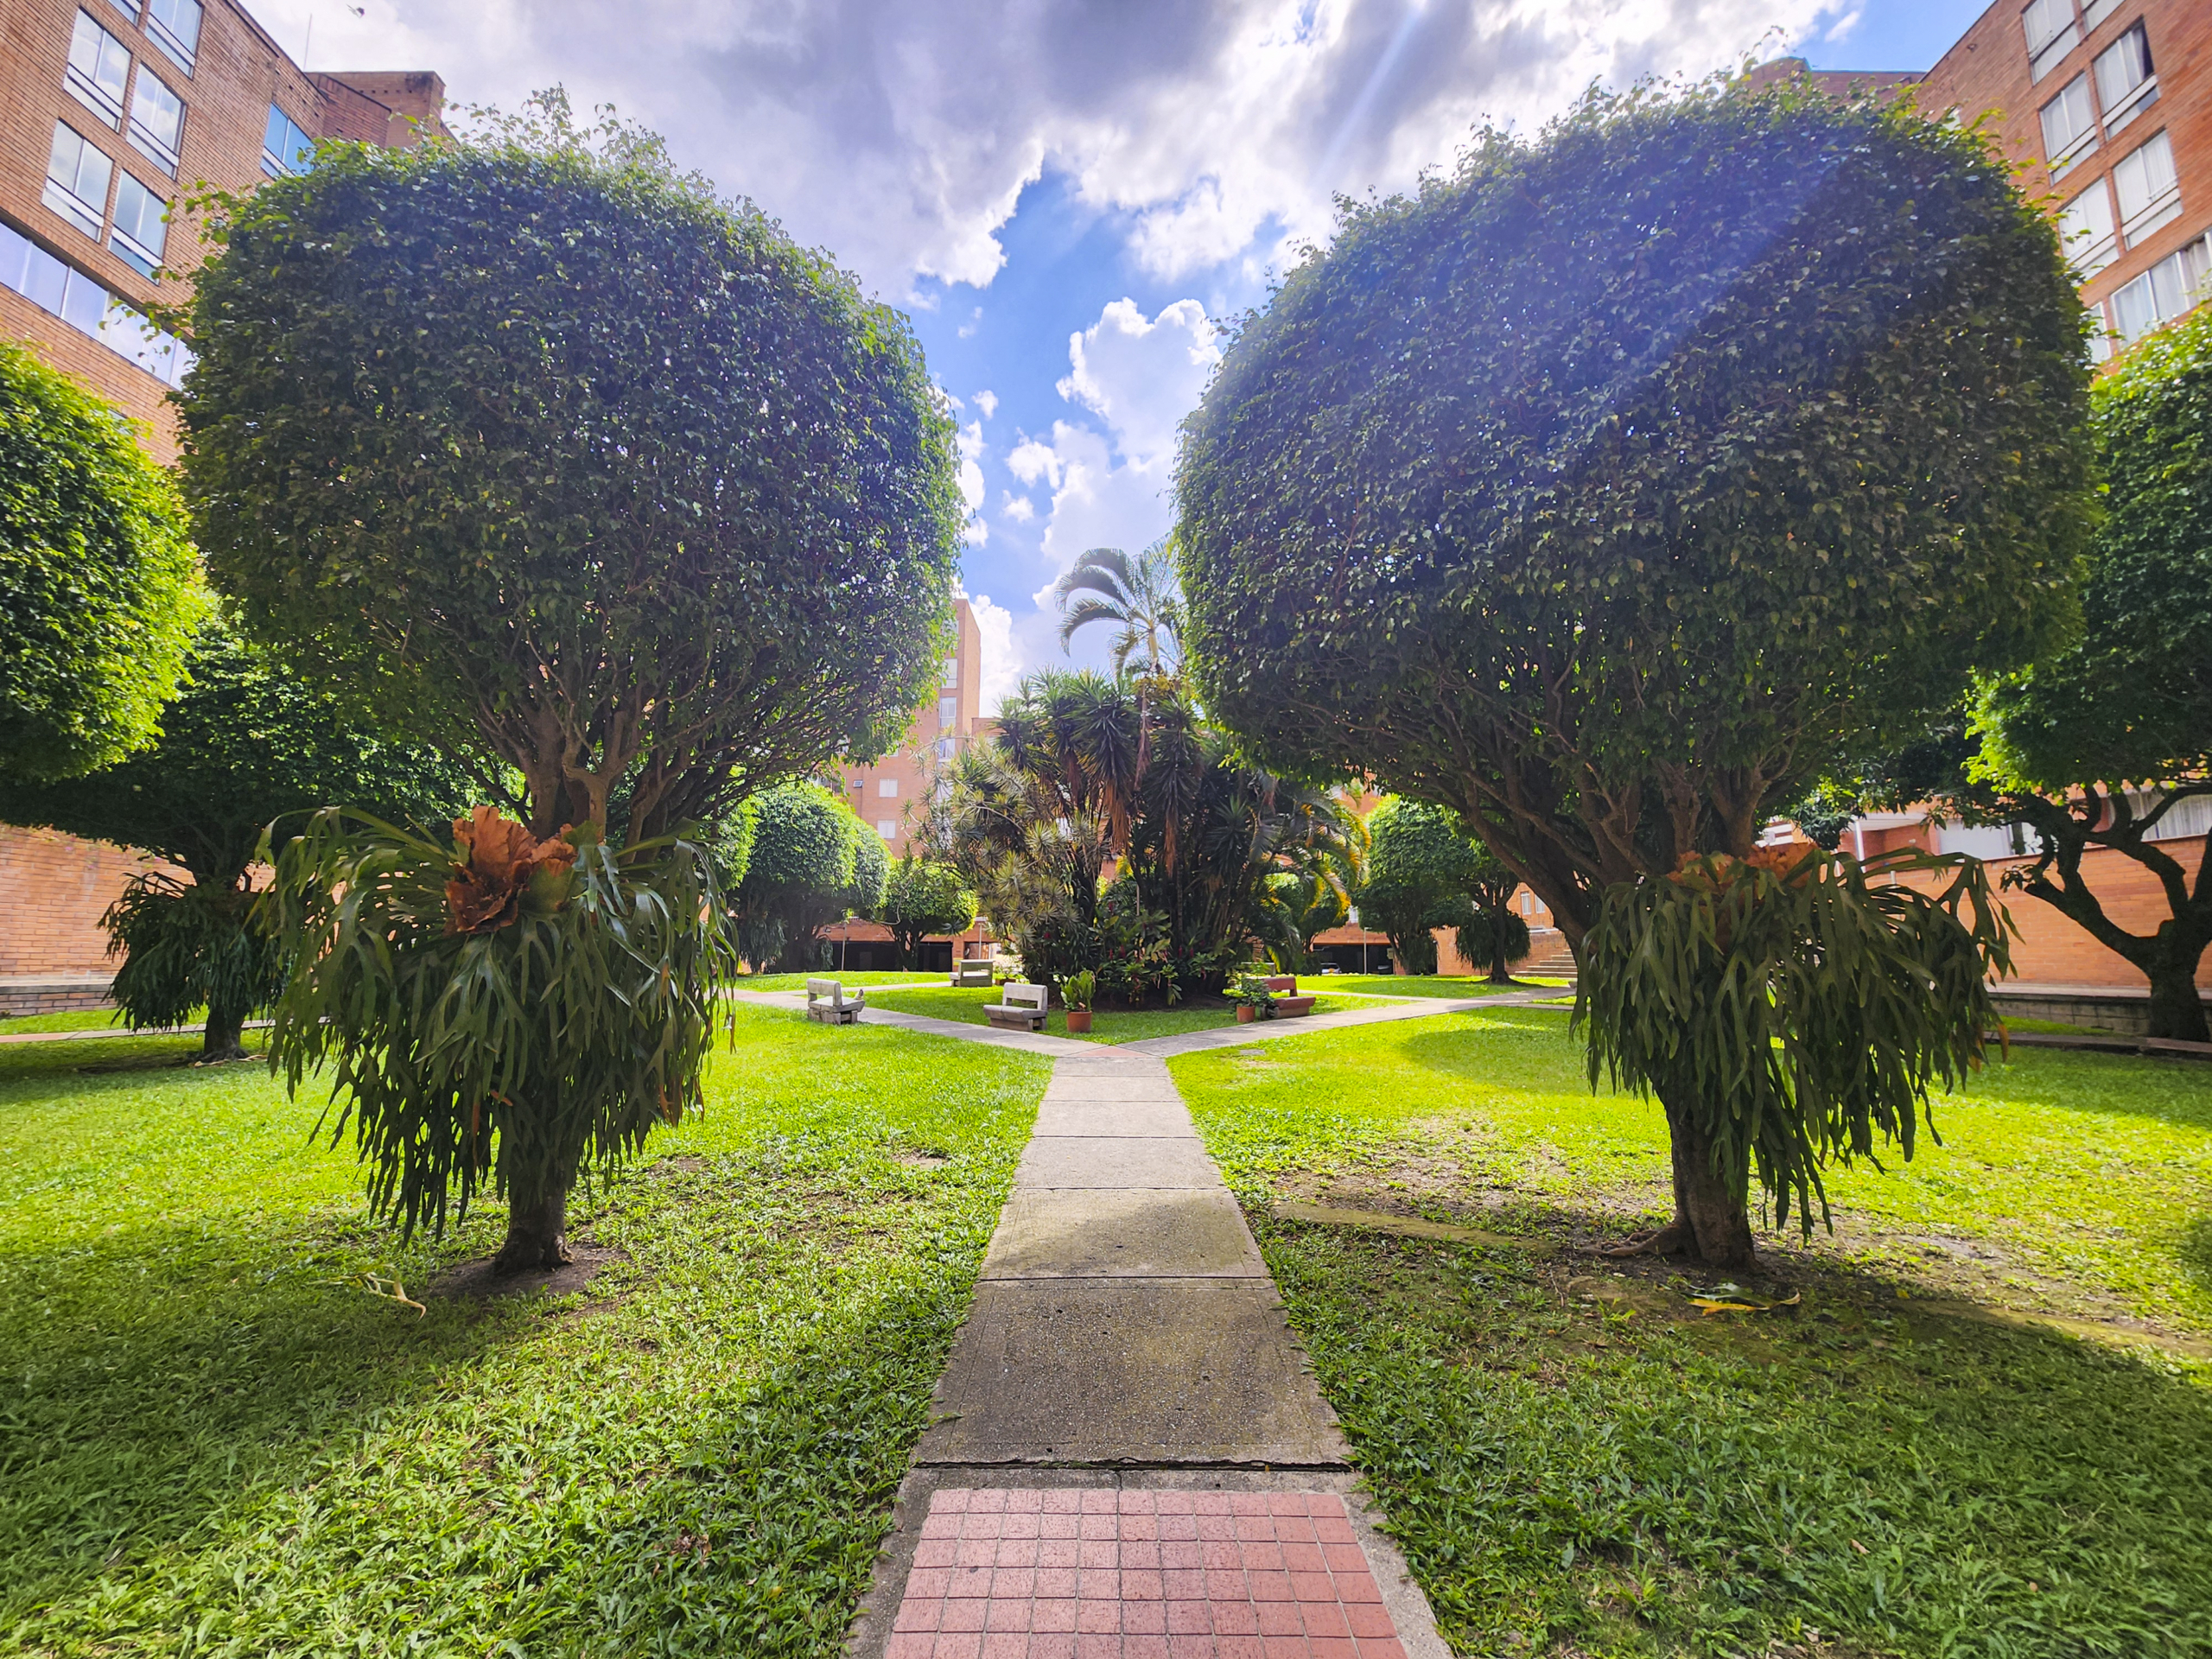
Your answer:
[889,1489,1405,1659]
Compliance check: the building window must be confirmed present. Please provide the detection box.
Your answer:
[2057,181,2119,278]
[2038,74,2099,179]
[0,221,194,385]
[66,10,131,129]
[109,171,168,276]
[936,737,956,761]
[2022,0,2081,81]
[127,68,183,174]
[43,122,112,239]
[2079,0,2121,29]
[941,657,959,690]
[261,105,315,177]
[2093,23,2157,135]
[2107,235,2209,344]
[938,696,957,726]
[143,0,200,73]
[875,819,897,841]
[2113,130,2180,246]
[878,778,899,798]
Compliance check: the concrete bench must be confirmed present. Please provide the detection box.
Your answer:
[950,959,995,988]
[1263,976,1317,1016]
[984,982,1049,1032]
[804,977,866,1025]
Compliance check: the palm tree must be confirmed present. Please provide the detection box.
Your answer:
[1052,538,1185,675]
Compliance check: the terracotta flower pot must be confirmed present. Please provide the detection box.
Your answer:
[1236,1005,1258,1023]
[1065,1010,1093,1033]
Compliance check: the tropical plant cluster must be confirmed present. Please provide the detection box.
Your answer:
[933,671,1354,1002]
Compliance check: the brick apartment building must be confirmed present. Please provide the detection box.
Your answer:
[0,0,442,1012]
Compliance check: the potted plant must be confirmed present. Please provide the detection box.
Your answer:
[1062,969,1096,1033]
[1232,971,1274,1023]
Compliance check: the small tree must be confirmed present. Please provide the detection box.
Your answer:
[184,103,960,1270]
[733,783,888,971]
[0,341,202,784]
[1359,799,1484,974]
[1,625,467,1058]
[1963,305,2212,1040]
[1456,836,1533,984]
[876,855,976,967]
[1051,539,1185,676]
[1179,85,2089,1266]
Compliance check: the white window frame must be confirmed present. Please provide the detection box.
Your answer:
[66,10,131,129]
[878,778,899,798]
[0,221,193,386]
[2022,0,2081,81]
[941,657,959,690]
[261,104,315,178]
[875,819,897,842]
[938,696,958,726]
[127,67,183,175]
[2092,22,2157,136]
[43,121,111,239]
[2057,181,2119,279]
[143,0,200,73]
[2039,74,2100,179]
[2079,0,2121,29]
[2113,130,2181,247]
[2105,233,2211,344]
[108,169,167,276]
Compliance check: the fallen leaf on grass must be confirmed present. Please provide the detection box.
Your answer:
[362,1273,426,1317]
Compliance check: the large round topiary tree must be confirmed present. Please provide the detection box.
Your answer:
[182,100,963,1271]
[1178,84,2090,1267]
[0,341,203,784]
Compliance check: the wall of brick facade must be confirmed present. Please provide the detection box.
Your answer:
[830,601,986,860]
[0,825,185,977]
[1916,0,2212,340]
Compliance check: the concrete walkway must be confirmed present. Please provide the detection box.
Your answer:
[848,1010,1473,1657]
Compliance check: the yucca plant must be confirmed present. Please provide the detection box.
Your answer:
[1577,848,2012,1268]
[260,806,736,1273]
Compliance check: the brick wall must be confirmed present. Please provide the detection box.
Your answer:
[1916,0,2212,340]
[0,825,185,978]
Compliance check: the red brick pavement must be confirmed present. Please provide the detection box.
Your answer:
[886,1488,1407,1659]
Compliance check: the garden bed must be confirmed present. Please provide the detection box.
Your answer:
[1169,1007,2212,1656]
[0,1007,1047,1656]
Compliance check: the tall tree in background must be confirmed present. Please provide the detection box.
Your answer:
[1358,798,1485,974]
[1962,307,2212,1039]
[0,341,202,784]
[2,625,468,1059]
[733,782,888,970]
[183,99,960,1271]
[1052,539,1185,676]
[1179,85,2088,1266]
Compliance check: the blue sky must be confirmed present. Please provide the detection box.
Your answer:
[257,0,1995,702]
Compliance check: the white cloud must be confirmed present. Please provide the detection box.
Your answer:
[966,592,1022,715]
[1007,436,1064,490]
[247,0,1829,296]
[1002,492,1036,523]
[1057,299,1220,467]
[956,417,988,544]
[975,390,999,420]
[1821,8,1864,42]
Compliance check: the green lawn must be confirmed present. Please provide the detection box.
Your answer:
[730,970,948,993]
[1294,973,1567,999]
[0,1006,1047,1656]
[0,1006,144,1035]
[867,982,1389,1044]
[1171,1007,2212,1657]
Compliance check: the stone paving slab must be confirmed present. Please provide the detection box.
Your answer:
[1038,1076,1190,1102]
[1033,1100,1203,1139]
[983,1191,1267,1281]
[1117,998,1528,1060]
[917,1281,1347,1467]
[1015,1137,1224,1191]
[884,1488,1405,1658]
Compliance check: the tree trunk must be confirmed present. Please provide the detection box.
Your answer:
[494,1154,578,1274]
[199,1005,248,1063]
[1488,919,1512,984]
[1661,1090,1757,1270]
[2145,959,2211,1043]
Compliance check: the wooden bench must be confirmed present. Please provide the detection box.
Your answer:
[804,977,866,1025]
[984,982,1049,1032]
[1263,976,1317,1016]
[950,959,995,988]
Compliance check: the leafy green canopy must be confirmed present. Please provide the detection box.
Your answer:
[1360,798,1487,972]
[734,781,886,970]
[181,99,962,841]
[1,621,468,1053]
[876,856,976,965]
[0,340,202,783]
[1977,302,2212,794]
[1179,85,2091,934]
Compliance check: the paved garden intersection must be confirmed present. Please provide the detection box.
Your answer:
[798,996,1531,1659]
